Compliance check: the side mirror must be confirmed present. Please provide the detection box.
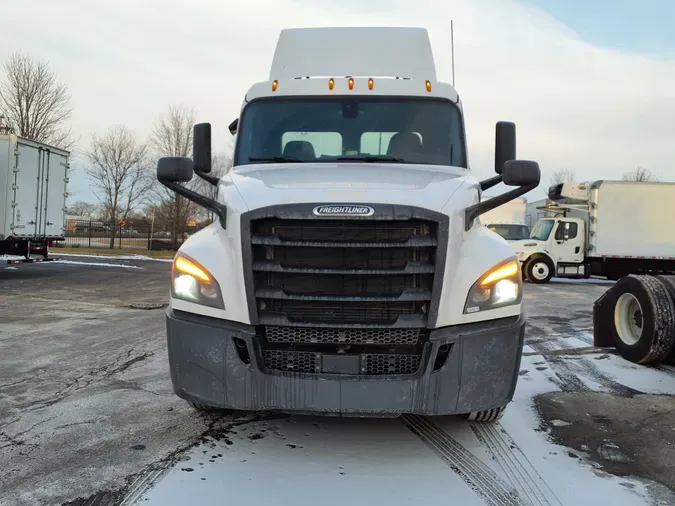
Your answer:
[494,121,516,174]
[193,123,212,173]
[157,157,194,183]
[228,118,238,136]
[502,160,541,187]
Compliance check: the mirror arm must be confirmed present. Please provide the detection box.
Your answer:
[195,170,219,186]
[464,182,537,232]
[158,178,227,229]
[479,175,503,191]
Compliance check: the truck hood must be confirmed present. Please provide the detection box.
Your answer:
[229,163,470,213]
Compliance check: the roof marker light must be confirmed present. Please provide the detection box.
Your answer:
[328,78,335,90]
[368,78,374,90]
[272,80,278,91]
[348,77,354,90]
[425,80,432,92]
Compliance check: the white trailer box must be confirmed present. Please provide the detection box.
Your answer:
[479,197,529,241]
[0,134,69,260]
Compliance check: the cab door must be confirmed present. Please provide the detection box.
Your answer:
[551,219,585,263]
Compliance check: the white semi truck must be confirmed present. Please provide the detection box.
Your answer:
[156,27,541,422]
[0,134,69,264]
[512,180,675,283]
[479,196,529,241]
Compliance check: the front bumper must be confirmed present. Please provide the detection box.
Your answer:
[166,309,526,416]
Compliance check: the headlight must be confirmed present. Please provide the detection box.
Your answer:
[171,254,224,309]
[464,258,522,314]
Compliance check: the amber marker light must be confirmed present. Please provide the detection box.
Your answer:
[425,80,432,92]
[348,77,355,90]
[368,78,374,90]
[328,78,335,90]
[272,80,279,91]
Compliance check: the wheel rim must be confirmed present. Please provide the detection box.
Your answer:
[530,261,550,281]
[614,293,643,346]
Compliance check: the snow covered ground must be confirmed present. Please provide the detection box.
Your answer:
[2,258,674,506]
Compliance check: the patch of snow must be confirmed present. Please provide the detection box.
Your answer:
[57,253,173,263]
[585,353,675,395]
[551,277,615,285]
[1,254,25,261]
[4,266,18,270]
[55,260,143,269]
[551,419,572,427]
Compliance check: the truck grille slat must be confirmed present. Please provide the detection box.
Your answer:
[251,235,438,248]
[252,261,435,275]
[255,288,432,302]
[261,350,421,376]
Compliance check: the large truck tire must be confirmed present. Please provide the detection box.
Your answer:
[525,256,554,284]
[466,406,506,423]
[610,275,675,365]
[655,275,675,365]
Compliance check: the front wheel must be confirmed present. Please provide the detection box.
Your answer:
[466,406,506,423]
[525,257,554,284]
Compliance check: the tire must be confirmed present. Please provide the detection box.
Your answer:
[655,275,675,365]
[188,401,232,414]
[610,275,675,365]
[467,406,506,423]
[525,256,554,284]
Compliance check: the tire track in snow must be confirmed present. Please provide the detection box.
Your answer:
[527,336,642,397]
[470,422,563,506]
[401,414,523,506]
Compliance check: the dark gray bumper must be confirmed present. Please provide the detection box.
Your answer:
[166,309,526,416]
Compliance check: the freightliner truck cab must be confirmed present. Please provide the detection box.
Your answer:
[156,27,541,422]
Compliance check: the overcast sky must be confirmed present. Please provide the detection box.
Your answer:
[2,0,673,203]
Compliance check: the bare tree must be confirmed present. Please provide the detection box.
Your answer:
[85,125,149,247]
[622,166,659,182]
[149,104,200,249]
[0,52,74,149]
[550,169,577,187]
[67,201,100,219]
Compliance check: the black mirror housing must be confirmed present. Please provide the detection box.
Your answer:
[157,157,194,183]
[228,118,238,136]
[193,123,212,173]
[502,160,541,187]
[494,121,516,174]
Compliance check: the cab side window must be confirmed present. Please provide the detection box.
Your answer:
[555,221,578,240]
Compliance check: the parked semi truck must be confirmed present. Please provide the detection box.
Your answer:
[512,180,675,283]
[479,196,529,241]
[156,27,541,422]
[0,134,69,264]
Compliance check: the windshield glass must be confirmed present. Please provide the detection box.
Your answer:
[487,224,531,241]
[234,97,466,167]
[530,219,555,241]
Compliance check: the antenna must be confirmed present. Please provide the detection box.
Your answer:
[450,20,456,87]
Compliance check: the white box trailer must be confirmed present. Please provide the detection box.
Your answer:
[511,180,675,282]
[479,197,529,241]
[0,134,69,263]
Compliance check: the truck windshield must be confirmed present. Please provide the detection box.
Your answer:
[530,219,555,241]
[234,97,466,168]
[487,224,530,241]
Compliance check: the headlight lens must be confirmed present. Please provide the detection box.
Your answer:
[172,254,224,309]
[464,259,522,314]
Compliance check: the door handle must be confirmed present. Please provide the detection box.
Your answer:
[575,246,580,253]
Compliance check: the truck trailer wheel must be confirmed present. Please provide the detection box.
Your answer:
[610,275,675,365]
[655,275,675,365]
[466,406,506,422]
[188,401,234,414]
[525,256,554,284]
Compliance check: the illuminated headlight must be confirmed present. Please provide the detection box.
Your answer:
[464,259,522,314]
[171,254,224,309]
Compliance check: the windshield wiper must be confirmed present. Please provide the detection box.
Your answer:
[336,155,405,163]
[249,156,305,163]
